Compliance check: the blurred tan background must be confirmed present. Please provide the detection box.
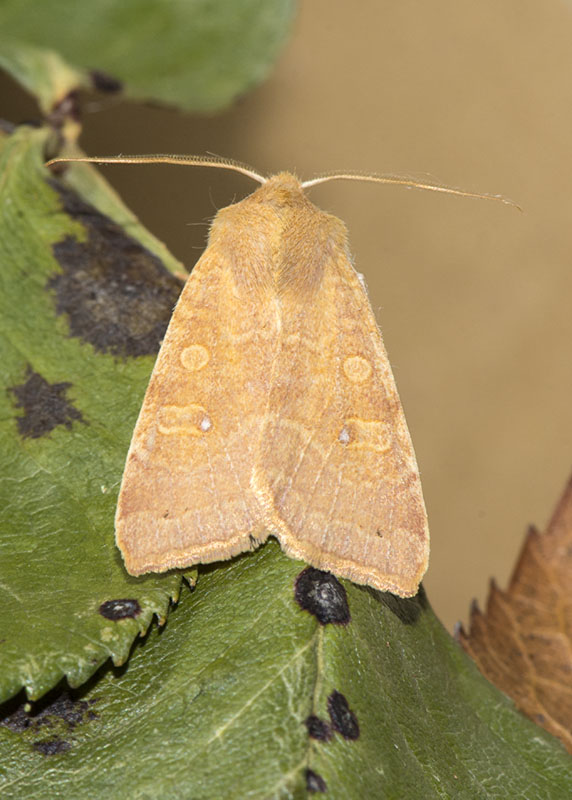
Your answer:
[3,0,572,630]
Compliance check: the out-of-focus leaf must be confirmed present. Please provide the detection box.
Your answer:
[1,539,571,798]
[0,42,86,115]
[458,473,572,754]
[0,0,296,112]
[0,123,188,703]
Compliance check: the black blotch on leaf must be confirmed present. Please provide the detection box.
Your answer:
[327,690,360,740]
[32,738,71,756]
[90,69,123,93]
[306,769,327,793]
[48,91,81,128]
[48,182,183,357]
[99,598,141,621]
[9,369,85,439]
[294,567,350,625]
[1,691,98,733]
[305,714,332,742]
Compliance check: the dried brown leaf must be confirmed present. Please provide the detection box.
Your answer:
[458,474,572,753]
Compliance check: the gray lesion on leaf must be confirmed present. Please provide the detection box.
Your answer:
[47,181,183,358]
[9,368,85,439]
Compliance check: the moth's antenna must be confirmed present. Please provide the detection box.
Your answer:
[302,171,521,210]
[45,154,266,185]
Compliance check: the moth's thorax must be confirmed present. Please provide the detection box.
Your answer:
[208,172,350,298]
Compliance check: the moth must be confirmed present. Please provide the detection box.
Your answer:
[48,155,505,596]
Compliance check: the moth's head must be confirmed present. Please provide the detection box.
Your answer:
[253,172,307,208]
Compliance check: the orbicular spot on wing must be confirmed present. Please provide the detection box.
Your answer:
[337,418,390,452]
[180,344,210,372]
[342,354,372,383]
[157,404,213,436]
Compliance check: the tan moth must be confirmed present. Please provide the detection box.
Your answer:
[48,155,511,596]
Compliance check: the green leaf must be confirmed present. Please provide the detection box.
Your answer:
[0,123,188,703]
[1,540,570,798]
[0,0,296,112]
[0,42,86,115]
[2,122,570,800]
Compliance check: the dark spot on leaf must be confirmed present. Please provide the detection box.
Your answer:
[327,691,360,740]
[48,91,81,128]
[294,567,350,625]
[9,369,85,439]
[99,598,141,620]
[305,715,332,742]
[1,705,33,733]
[48,182,183,357]
[32,738,71,756]
[1,691,98,733]
[306,769,327,793]
[89,69,123,93]
[37,693,97,728]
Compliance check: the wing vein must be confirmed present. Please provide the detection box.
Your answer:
[204,439,227,535]
[222,431,253,528]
